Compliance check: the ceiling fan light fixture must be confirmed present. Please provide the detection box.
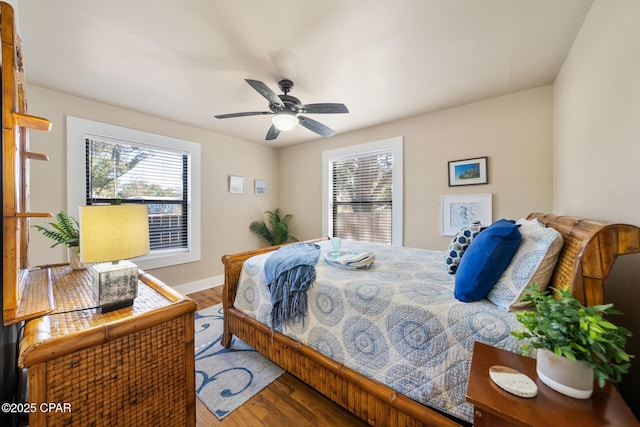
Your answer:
[215,79,348,140]
[272,113,298,131]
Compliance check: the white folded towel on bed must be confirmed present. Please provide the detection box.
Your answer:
[324,251,375,269]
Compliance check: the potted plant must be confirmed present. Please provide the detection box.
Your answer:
[511,285,633,398]
[32,211,85,270]
[249,208,298,246]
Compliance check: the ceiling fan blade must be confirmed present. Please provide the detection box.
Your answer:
[298,116,335,138]
[215,111,272,119]
[301,103,349,114]
[245,79,285,108]
[266,124,280,140]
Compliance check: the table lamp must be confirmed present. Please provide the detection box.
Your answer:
[79,205,150,313]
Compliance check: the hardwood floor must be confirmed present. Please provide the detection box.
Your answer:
[187,286,369,427]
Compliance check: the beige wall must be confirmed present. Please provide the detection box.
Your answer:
[553,0,640,411]
[280,86,554,251]
[26,85,279,286]
[554,1,640,224]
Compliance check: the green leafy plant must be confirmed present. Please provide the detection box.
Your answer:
[511,285,633,388]
[249,209,298,246]
[32,211,80,248]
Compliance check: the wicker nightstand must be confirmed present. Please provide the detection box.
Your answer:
[18,265,197,427]
[466,341,639,427]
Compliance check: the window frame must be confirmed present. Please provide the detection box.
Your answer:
[322,136,403,246]
[67,116,201,270]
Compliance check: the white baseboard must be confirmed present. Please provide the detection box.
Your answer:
[172,274,224,295]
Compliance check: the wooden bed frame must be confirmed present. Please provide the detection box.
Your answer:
[221,213,640,426]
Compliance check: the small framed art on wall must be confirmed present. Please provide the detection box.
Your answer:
[441,193,492,236]
[229,175,245,193]
[254,179,268,195]
[448,157,488,186]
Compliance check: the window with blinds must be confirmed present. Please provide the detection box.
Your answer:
[331,149,393,244]
[85,137,189,251]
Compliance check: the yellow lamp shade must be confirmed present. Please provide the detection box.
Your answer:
[79,205,150,263]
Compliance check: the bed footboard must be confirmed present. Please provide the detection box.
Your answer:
[221,245,274,347]
[220,238,327,347]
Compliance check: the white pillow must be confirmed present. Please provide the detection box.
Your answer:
[487,218,563,311]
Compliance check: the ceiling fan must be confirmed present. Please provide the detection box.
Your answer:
[215,79,349,140]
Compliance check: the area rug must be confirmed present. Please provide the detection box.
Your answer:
[195,304,285,420]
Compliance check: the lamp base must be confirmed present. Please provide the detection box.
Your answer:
[98,299,134,314]
[90,260,139,312]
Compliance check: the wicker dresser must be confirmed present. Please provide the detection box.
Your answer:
[18,265,197,427]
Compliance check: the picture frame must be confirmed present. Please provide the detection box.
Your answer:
[254,179,268,195]
[448,156,488,186]
[229,175,245,194]
[441,193,492,236]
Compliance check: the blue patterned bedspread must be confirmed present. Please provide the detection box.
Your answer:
[234,240,524,422]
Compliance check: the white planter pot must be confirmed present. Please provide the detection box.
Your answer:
[536,348,593,399]
[68,246,86,270]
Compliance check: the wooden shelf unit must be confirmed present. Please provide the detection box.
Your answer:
[2,1,54,325]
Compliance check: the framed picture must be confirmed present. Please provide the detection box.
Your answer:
[254,179,268,195]
[229,175,245,193]
[441,193,492,236]
[448,156,488,186]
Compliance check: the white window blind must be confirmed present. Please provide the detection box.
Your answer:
[331,149,393,244]
[85,137,189,251]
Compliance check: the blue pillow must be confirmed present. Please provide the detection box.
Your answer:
[454,219,522,302]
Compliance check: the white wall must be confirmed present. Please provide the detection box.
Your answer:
[554,0,640,413]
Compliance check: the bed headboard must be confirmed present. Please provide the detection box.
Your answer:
[528,212,640,306]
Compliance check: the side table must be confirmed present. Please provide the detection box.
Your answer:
[466,341,639,427]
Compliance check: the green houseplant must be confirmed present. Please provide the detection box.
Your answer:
[33,211,80,248]
[511,285,633,395]
[249,209,298,246]
[32,211,85,269]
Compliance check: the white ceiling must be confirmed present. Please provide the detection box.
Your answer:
[17,0,593,147]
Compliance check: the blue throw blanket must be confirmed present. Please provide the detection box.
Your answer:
[264,242,321,329]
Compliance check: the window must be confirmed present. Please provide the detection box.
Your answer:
[85,137,188,251]
[322,137,403,246]
[67,117,201,269]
